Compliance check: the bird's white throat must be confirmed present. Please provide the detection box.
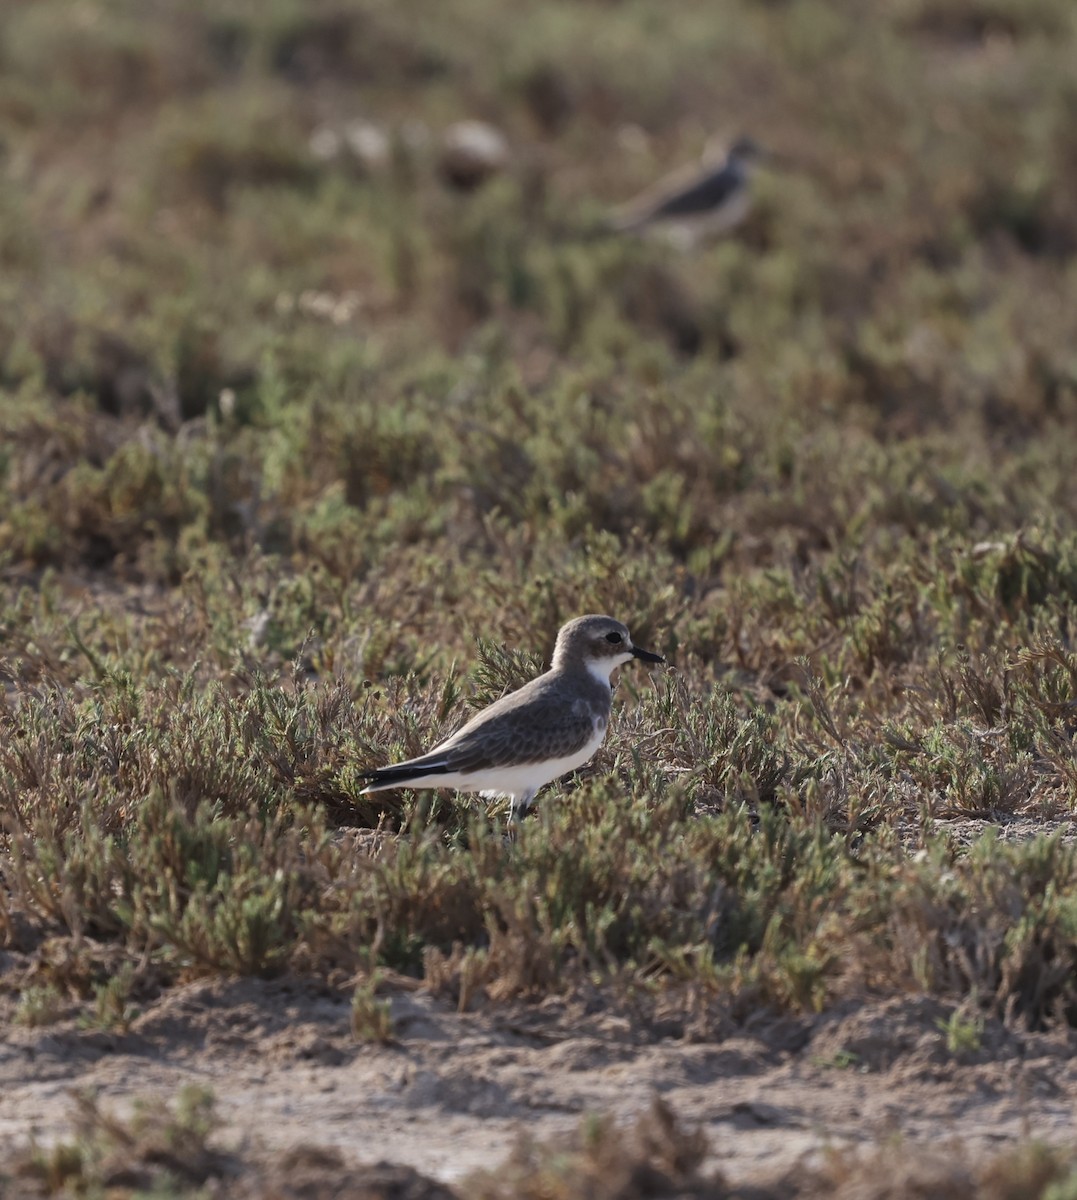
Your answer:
[585,652,634,687]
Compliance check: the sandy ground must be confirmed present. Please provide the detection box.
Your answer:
[3,970,1077,1189]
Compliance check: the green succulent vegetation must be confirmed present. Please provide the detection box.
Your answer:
[351,970,395,1043]
[10,1087,226,1198]
[3,0,1077,1137]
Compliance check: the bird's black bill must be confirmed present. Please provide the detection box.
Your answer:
[631,645,665,664]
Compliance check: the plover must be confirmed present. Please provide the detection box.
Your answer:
[359,614,665,822]
[611,135,772,248]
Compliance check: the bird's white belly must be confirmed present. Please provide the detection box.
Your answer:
[659,190,752,249]
[447,717,608,801]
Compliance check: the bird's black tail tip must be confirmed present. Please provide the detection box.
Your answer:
[356,761,451,791]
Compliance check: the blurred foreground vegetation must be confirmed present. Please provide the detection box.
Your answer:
[3,0,1077,1041]
[9,1089,1077,1200]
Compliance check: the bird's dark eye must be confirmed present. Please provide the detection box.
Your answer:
[605,631,623,644]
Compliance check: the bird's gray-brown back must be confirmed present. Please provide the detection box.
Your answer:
[435,665,612,772]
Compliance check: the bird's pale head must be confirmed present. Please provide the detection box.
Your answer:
[726,135,768,165]
[552,614,665,682]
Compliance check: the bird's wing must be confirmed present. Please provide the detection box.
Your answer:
[436,693,602,773]
[614,164,741,230]
[636,166,741,222]
[360,689,604,784]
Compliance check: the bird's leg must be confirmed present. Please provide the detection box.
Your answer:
[507,790,536,839]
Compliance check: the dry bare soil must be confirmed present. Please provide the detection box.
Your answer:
[4,842,1077,1199]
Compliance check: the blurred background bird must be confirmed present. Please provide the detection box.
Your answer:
[609,136,777,249]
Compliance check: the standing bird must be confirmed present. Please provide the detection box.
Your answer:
[610,135,773,249]
[359,615,665,823]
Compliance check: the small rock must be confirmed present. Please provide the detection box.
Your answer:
[309,125,343,163]
[438,120,509,191]
[343,119,391,171]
